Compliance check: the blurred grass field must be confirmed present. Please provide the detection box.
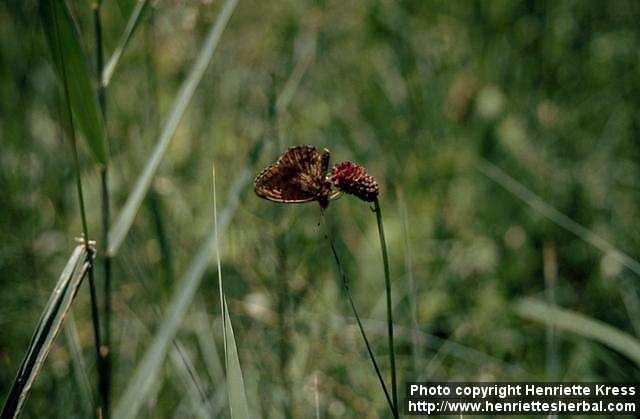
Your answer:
[2,0,640,417]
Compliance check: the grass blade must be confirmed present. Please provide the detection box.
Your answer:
[542,242,559,379]
[477,158,640,278]
[115,0,137,17]
[398,189,419,375]
[1,245,90,418]
[193,307,225,386]
[102,0,150,87]
[169,342,212,418]
[38,0,107,164]
[213,163,250,418]
[113,163,254,419]
[515,297,640,367]
[64,313,95,417]
[107,0,238,256]
[223,298,250,418]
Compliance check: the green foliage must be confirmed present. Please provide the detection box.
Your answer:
[3,0,640,417]
[38,0,108,164]
[107,0,238,256]
[102,0,150,87]
[515,298,640,368]
[1,246,89,418]
[223,298,250,419]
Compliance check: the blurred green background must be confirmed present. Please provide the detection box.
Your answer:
[2,0,640,417]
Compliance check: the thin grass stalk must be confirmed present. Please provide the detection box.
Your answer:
[100,169,112,414]
[86,258,104,418]
[193,305,225,385]
[144,9,174,290]
[212,164,228,367]
[321,214,395,416]
[271,75,293,418]
[93,1,112,416]
[170,341,212,417]
[543,242,559,380]
[64,313,95,417]
[477,158,640,277]
[119,303,216,417]
[52,2,104,417]
[0,246,90,419]
[372,197,398,418]
[107,0,238,256]
[212,163,250,418]
[398,190,419,375]
[102,0,150,87]
[515,297,640,367]
[113,135,260,419]
[148,190,174,287]
[620,283,640,336]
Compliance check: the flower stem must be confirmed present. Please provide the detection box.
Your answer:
[321,214,395,417]
[373,197,398,417]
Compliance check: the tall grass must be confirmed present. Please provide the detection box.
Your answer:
[93,1,112,415]
[213,163,251,418]
[543,242,559,380]
[107,0,239,257]
[101,0,150,87]
[515,298,640,367]
[398,190,419,375]
[63,314,94,417]
[112,142,257,419]
[40,1,106,417]
[5,0,239,417]
[1,246,91,418]
[38,0,108,165]
[477,158,640,277]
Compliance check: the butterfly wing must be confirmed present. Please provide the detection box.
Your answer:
[254,145,328,204]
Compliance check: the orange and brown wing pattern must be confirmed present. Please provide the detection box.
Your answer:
[254,145,329,204]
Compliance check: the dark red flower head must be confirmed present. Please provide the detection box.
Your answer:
[329,161,379,202]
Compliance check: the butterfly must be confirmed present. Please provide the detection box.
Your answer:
[254,145,341,209]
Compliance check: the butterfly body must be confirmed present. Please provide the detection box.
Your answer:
[254,145,338,209]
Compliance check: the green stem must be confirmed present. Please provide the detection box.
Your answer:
[322,214,395,417]
[100,168,111,418]
[87,252,104,418]
[147,189,173,289]
[212,164,227,367]
[51,1,103,416]
[93,1,111,417]
[373,198,398,418]
[399,191,419,376]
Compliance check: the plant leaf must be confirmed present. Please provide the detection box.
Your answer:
[116,0,137,18]
[1,245,90,418]
[63,313,95,417]
[213,161,250,418]
[107,0,238,256]
[223,297,250,419]
[514,298,640,367]
[102,0,151,87]
[39,0,108,164]
[112,165,253,419]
